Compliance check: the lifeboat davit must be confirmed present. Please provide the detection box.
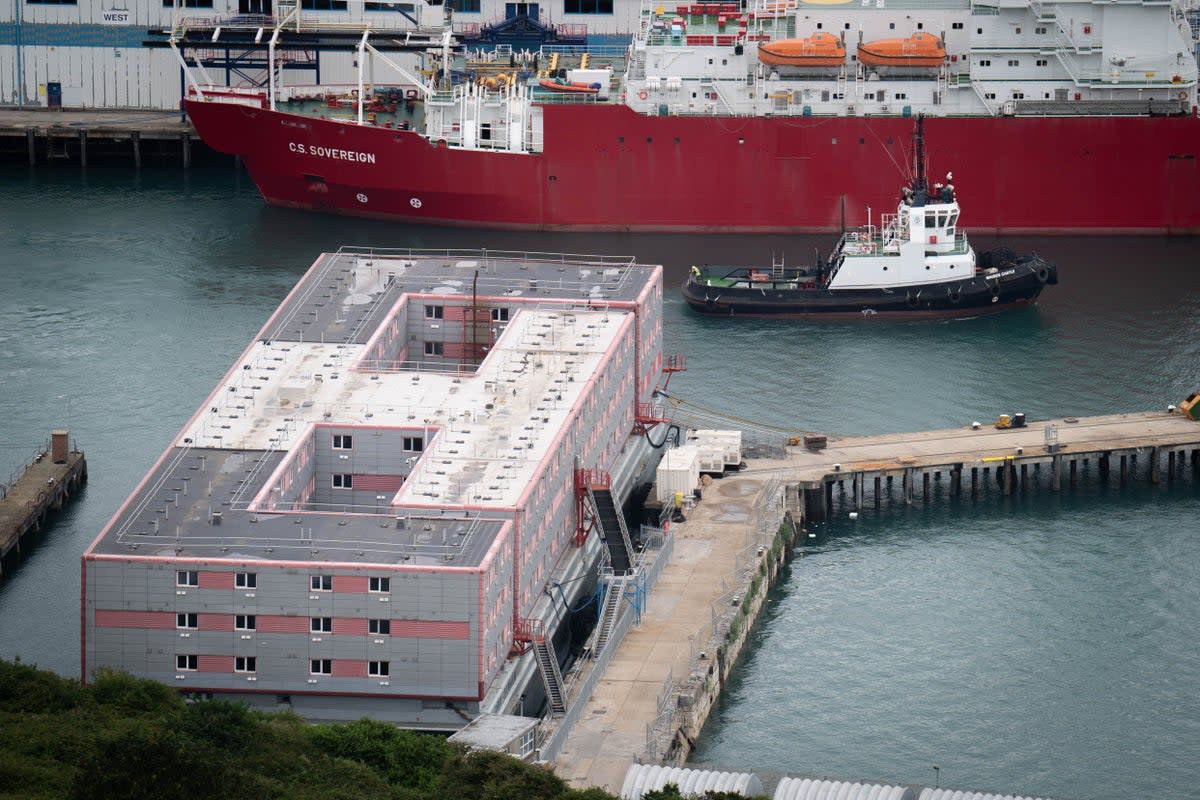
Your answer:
[758,33,846,68]
[857,32,946,68]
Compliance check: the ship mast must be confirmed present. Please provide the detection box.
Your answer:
[913,113,927,194]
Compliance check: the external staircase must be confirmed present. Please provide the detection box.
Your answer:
[590,486,634,574]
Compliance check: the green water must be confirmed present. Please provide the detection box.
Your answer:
[1,164,1198,800]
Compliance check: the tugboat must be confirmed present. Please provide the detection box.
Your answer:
[681,117,1057,319]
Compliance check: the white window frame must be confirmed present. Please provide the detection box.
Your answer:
[176,612,198,629]
[311,616,332,633]
[235,572,257,589]
[235,614,256,631]
[235,656,256,673]
[368,660,390,677]
[310,658,332,675]
[369,576,390,593]
[176,654,198,671]
[332,434,353,450]
[369,618,391,635]
[176,570,199,587]
[332,473,353,489]
[311,574,332,591]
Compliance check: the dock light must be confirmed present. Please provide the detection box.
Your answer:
[1016,446,1024,454]
[832,463,841,471]
[971,421,981,430]
[1168,404,1177,413]
[848,512,859,520]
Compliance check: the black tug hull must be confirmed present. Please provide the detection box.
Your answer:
[682,258,1056,319]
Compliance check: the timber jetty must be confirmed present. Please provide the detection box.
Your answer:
[0,109,199,167]
[758,410,1200,520]
[0,431,87,578]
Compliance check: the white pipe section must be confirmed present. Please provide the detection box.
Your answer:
[357,30,370,125]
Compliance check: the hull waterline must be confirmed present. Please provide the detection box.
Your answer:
[186,99,1200,234]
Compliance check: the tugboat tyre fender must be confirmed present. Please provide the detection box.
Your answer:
[905,291,920,308]
[947,284,962,303]
[1036,265,1050,284]
[990,281,1000,297]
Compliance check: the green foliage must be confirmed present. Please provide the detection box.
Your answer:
[89,668,183,717]
[0,658,626,800]
[71,720,229,800]
[179,698,259,753]
[432,748,571,800]
[0,658,86,714]
[307,717,452,791]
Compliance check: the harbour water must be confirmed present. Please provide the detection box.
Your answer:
[1,164,1198,800]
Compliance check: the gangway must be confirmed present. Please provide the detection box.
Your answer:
[514,618,566,715]
[591,573,629,656]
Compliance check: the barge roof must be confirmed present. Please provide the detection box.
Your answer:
[88,248,661,567]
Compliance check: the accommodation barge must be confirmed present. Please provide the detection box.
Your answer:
[81,248,669,728]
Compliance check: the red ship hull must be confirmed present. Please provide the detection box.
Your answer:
[186,99,1200,234]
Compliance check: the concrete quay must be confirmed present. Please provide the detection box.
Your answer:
[554,474,795,795]
[0,108,200,166]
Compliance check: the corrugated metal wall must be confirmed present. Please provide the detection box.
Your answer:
[1,0,641,109]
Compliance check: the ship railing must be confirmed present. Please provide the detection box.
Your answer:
[538,43,628,59]
[529,92,608,105]
[187,84,268,107]
[1012,97,1191,116]
[334,246,639,270]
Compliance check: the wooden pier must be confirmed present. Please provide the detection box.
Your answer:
[747,410,1200,520]
[0,431,87,578]
[0,109,205,168]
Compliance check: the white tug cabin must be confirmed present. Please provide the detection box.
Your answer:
[827,174,976,291]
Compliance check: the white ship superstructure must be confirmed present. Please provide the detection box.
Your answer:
[1,0,1194,111]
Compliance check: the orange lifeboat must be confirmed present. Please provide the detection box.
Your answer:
[757,33,846,68]
[856,32,946,68]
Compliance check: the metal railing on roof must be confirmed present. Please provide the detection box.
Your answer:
[334,246,638,268]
